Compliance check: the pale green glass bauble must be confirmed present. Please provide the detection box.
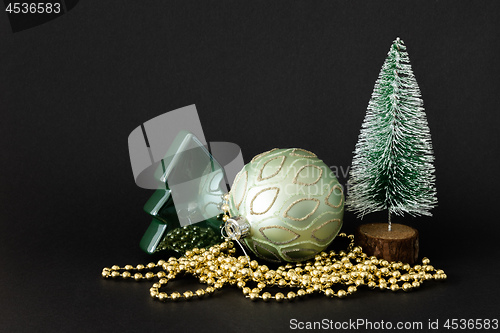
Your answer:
[228,148,344,262]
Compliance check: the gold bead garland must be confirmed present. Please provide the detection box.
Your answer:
[103,193,446,301]
[102,233,446,302]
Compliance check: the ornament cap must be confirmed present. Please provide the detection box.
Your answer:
[224,216,251,240]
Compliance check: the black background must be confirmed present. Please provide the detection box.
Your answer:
[1,1,499,332]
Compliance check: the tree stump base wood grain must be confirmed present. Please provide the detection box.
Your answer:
[355,223,419,264]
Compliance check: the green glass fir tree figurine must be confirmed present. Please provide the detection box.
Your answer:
[347,38,437,263]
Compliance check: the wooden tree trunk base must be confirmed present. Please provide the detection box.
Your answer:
[355,223,419,264]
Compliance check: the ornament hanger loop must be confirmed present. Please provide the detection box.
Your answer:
[221,224,251,263]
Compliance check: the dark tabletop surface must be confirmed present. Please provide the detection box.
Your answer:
[1,1,499,332]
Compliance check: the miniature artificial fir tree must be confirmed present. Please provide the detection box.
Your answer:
[347,37,437,232]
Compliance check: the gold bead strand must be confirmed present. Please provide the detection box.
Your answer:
[102,234,446,302]
[152,243,238,301]
[220,193,231,222]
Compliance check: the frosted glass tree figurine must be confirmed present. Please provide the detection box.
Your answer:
[347,37,437,232]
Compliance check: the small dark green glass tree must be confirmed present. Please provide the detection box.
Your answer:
[346,38,437,231]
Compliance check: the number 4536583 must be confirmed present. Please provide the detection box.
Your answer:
[5,2,61,14]
[444,319,498,330]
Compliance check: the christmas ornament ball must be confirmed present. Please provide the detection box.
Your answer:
[228,148,344,262]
